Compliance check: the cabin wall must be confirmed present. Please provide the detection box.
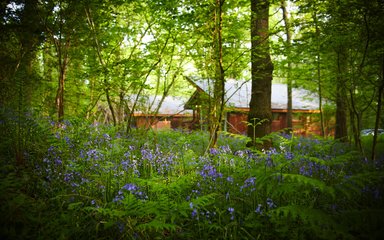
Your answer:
[135,116,193,130]
[226,111,332,136]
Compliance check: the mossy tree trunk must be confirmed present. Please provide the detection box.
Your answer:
[248,0,273,147]
[209,0,225,149]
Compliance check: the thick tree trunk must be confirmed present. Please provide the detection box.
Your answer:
[248,0,273,148]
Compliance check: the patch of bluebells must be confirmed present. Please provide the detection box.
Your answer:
[30,121,384,238]
[284,151,294,161]
[113,183,147,203]
[297,159,331,179]
[209,148,220,156]
[86,149,104,161]
[199,164,223,182]
[264,148,278,167]
[240,177,256,194]
[121,148,140,175]
[280,132,293,140]
[156,153,175,176]
[139,145,177,176]
[36,145,64,183]
[234,149,262,168]
[62,164,92,193]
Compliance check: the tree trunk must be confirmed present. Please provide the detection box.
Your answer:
[313,11,325,137]
[209,0,225,149]
[56,65,66,122]
[371,57,384,161]
[335,47,348,141]
[281,0,293,131]
[85,7,117,126]
[55,41,69,122]
[248,0,273,147]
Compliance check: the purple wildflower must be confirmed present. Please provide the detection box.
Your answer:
[255,204,263,215]
[228,207,235,220]
[209,148,219,155]
[266,198,276,209]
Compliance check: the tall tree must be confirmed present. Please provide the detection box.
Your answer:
[0,0,44,166]
[248,0,273,147]
[209,0,225,148]
[85,4,118,126]
[334,45,348,140]
[42,0,84,122]
[280,0,293,131]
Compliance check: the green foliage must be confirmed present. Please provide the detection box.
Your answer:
[1,119,383,239]
[2,0,384,239]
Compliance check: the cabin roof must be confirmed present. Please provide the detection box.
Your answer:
[185,76,319,111]
[130,95,193,116]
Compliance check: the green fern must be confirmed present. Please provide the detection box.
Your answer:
[271,205,354,240]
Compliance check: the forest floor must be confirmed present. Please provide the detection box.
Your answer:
[1,121,383,239]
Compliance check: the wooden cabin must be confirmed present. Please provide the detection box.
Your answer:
[130,95,193,130]
[185,76,332,136]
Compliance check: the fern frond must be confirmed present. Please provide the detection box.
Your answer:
[271,205,353,240]
[273,173,336,200]
[136,218,178,233]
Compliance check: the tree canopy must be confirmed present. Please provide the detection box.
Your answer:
[1,0,383,156]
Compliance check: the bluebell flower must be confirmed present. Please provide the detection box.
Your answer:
[116,221,124,233]
[225,191,230,201]
[191,209,198,219]
[284,151,294,160]
[209,148,219,155]
[54,158,62,166]
[240,177,256,192]
[220,145,231,154]
[235,150,245,158]
[255,204,263,215]
[103,133,111,141]
[122,183,138,192]
[266,198,276,209]
[117,183,147,200]
[121,160,130,170]
[226,176,234,183]
[228,207,235,220]
[113,194,124,203]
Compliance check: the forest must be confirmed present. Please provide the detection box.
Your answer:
[1,0,383,239]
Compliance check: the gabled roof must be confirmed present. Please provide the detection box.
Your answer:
[185,76,319,110]
[127,95,193,116]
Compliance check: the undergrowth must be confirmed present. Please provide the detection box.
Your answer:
[1,115,383,239]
